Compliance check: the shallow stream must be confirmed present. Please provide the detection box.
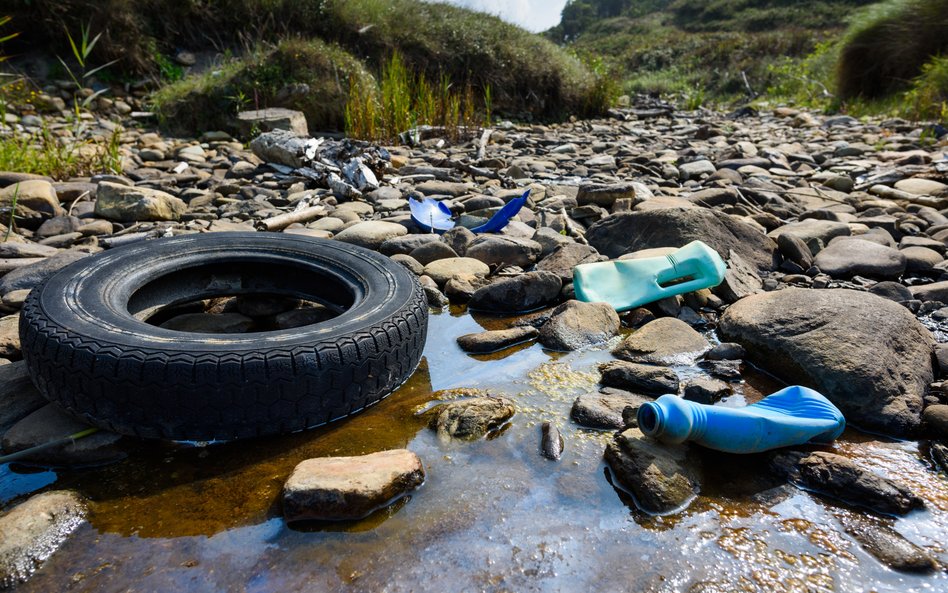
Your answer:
[3,308,948,592]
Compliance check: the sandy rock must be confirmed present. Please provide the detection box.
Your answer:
[282,449,425,522]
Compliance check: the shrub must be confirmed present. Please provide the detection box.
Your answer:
[837,0,948,99]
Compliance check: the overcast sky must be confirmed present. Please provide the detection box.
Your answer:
[433,0,568,32]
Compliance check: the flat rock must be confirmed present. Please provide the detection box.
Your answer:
[0,180,64,218]
[538,300,619,351]
[683,377,732,404]
[334,221,407,250]
[613,317,710,365]
[894,178,948,196]
[378,234,441,256]
[468,272,562,313]
[576,182,637,207]
[428,397,516,439]
[839,513,937,573]
[0,362,46,434]
[2,404,124,466]
[423,257,490,286]
[604,428,698,514]
[249,129,312,168]
[464,235,542,268]
[720,288,934,436]
[408,241,458,266]
[456,326,538,354]
[571,389,651,430]
[771,451,923,515]
[901,246,943,272]
[237,108,308,136]
[94,181,186,222]
[0,250,89,295]
[0,490,87,589]
[282,449,425,522]
[599,360,679,396]
[586,208,776,271]
[910,281,948,302]
[0,314,19,359]
[813,238,906,279]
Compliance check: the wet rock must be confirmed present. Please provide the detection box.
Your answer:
[160,312,255,333]
[2,404,124,466]
[456,326,538,354]
[705,342,745,361]
[613,317,711,365]
[586,208,777,271]
[0,490,87,589]
[0,180,64,218]
[715,250,762,303]
[771,451,923,515]
[423,284,448,308]
[334,221,407,250]
[537,300,619,351]
[599,360,679,396]
[423,257,489,286]
[282,449,425,522]
[464,235,542,268]
[540,422,564,460]
[571,389,651,430]
[535,243,600,281]
[932,442,948,472]
[683,377,731,404]
[604,428,699,514]
[813,238,906,279]
[468,271,562,313]
[839,513,937,573]
[923,405,948,438]
[720,288,933,437]
[0,362,46,433]
[94,181,186,222]
[428,397,516,440]
[0,250,90,295]
[702,359,743,382]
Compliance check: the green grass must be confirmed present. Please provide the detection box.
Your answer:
[151,38,372,136]
[0,104,122,179]
[836,0,948,99]
[10,0,613,128]
[344,52,485,143]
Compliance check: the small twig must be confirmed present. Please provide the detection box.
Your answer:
[67,190,90,217]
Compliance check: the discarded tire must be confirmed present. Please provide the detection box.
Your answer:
[20,233,428,441]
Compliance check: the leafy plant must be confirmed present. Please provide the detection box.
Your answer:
[57,20,119,107]
[0,15,18,63]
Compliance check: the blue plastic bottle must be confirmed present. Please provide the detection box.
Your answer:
[409,190,530,234]
[573,241,726,312]
[636,386,846,454]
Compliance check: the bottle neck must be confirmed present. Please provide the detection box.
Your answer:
[638,396,708,443]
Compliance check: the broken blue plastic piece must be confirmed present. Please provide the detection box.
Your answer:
[573,240,726,312]
[410,189,530,234]
[637,385,846,454]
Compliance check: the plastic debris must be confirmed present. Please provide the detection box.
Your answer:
[637,385,846,454]
[573,240,726,311]
[410,189,530,234]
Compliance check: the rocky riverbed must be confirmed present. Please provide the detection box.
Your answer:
[1,99,948,591]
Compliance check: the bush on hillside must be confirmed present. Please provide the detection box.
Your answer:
[836,0,948,99]
[9,0,610,122]
[669,0,876,32]
[150,38,373,135]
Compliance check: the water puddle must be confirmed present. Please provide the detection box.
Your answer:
[3,308,947,592]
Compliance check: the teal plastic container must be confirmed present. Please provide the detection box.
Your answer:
[636,386,846,454]
[573,241,726,312]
